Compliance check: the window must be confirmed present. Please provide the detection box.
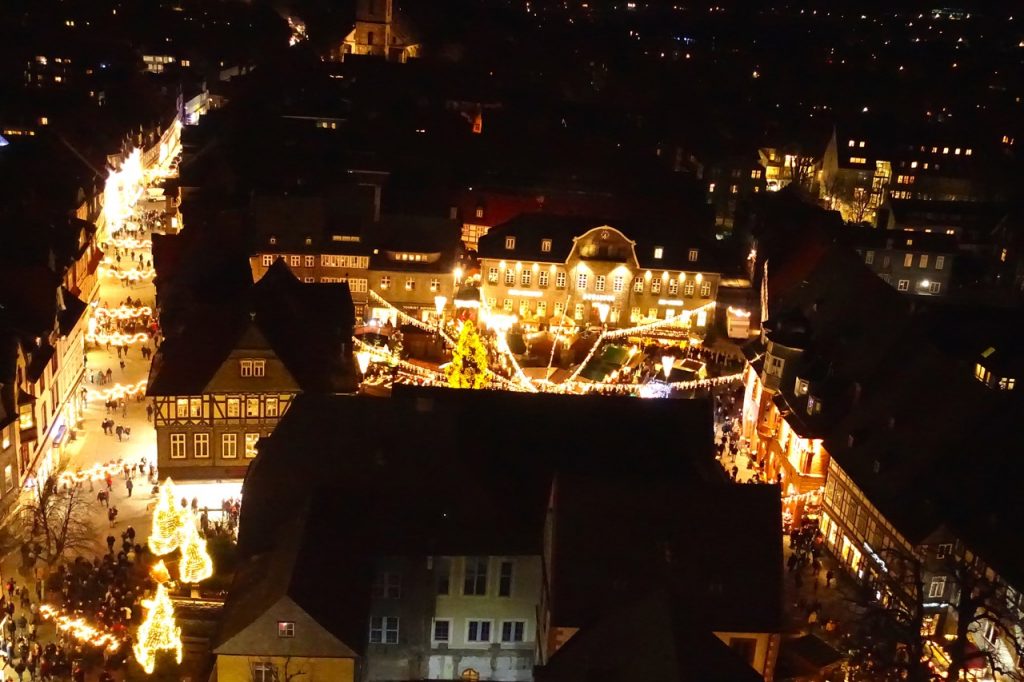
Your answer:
[262,255,274,267]
[633,277,644,293]
[865,250,875,265]
[595,275,605,292]
[405,277,416,291]
[651,279,662,295]
[467,620,492,643]
[700,281,711,298]
[252,663,276,682]
[519,299,530,316]
[648,307,658,320]
[936,543,953,559]
[688,249,699,262]
[374,572,402,599]
[795,378,809,396]
[475,206,484,219]
[170,434,186,459]
[432,619,451,643]
[928,577,947,598]
[576,273,588,290]
[499,561,514,597]
[903,253,913,267]
[436,557,451,594]
[536,301,547,317]
[613,275,624,293]
[630,307,641,322]
[194,433,210,458]
[919,254,929,268]
[751,169,761,179]
[488,267,498,284]
[897,279,909,291]
[505,236,516,250]
[240,360,253,377]
[369,616,399,644]
[304,255,315,267]
[998,377,1016,391]
[505,269,515,285]
[928,281,941,294]
[849,157,867,164]
[226,398,240,418]
[278,621,295,637]
[730,184,739,194]
[574,303,585,320]
[683,281,695,296]
[668,280,679,296]
[222,433,237,458]
[245,397,259,418]
[554,303,564,318]
[653,246,664,259]
[289,255,300,267]
[464,557,488,595]
[245,433,260,458]
[520,270,532,286]
[935,256,945,270]
[541,239,552,252]
[503,299,513,312]
[538,271,549,288]
[265,397,279,418]
[380,276,391,290]
[189,398,203,418]
[501,620,525,643]
[555,272,566,289]
[430,278,441,292]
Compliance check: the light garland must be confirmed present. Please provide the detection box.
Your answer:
[85,380,148,402]
[603,301,716,339]
[560,330,607,386]
[781,487,823,504]
[133,582,183,674]
[85,331,150,346]
[353,338,448,381]
[178,523,214,584]
[93,305,153,320]
[368,291,455,346]
[496,331,539,392]
[38,604,123,652]
[148,479,191,556]
[58,460,128,486]
[109,238,152,250]
[99,267,156,281]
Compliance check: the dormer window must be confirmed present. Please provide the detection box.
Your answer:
[688,249,699,262]
[795,378,809,396]
[541,239,552,253]
[269,236,277,245]
[806,395,822,415]
[505,236,516,250]
[304,237,313,246]
[475,206,485,219]
[653,247,664,260]
[998,377,1016,391]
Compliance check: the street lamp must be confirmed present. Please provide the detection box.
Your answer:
[453,266,464,285]
[662,355,674,380]
[596,303,610,325]
[434,295,447,326]
[356,350,371,376]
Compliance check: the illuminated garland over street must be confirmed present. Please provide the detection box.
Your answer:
[603,301,716,339]
[368,290,455,346]
[133,582,183,674]
[58,460,128,486]
[85,331,150,346]
[85,380,148,402]
[93,305,153,320]
[560,330,607,386]
[38,604,123,652]
[110,238,152,250]
[99,267,156,281]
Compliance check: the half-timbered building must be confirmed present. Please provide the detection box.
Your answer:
[147,260,356,485]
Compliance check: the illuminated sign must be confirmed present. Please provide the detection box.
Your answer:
[583,293,615,302]
[508,289,542,298]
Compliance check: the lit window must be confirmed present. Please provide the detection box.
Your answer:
[487,267,498,284]
[278,621,295,637]
[848,140,855,147]
[541,239,552,252]
[193,433,210,459]
[289,255,300,267]
[651,279,662,294]
[405,277,415,291]
[170,434,186,459]
[865,250,875,265]
[538,271,549,287]
[555,272,566,289]
[504,269,515,285]
[520,270,532,286]
[998,377,1016,391]
[613,275,624,292]
[574,303,585,320]
[252,663,276,682]
[245,433,260,458]
[904,253,913,267]
[475,206,484,219]
[750,169,761,179]
[262,255,274,267]
[700,281,712,297]
[668,280,678,296]
[304,255,315,267]
[935,256,945,270]
[576,272,588,290]
[503,299,513,312]
[380,276,390,289]
[222,433,237,458]
[919,254,929,268]
[929,281,941,294]
[965,148,972,156]
[928,577,946,598]
[653,246,664,259]
[910,161,918,168]
[688,249,699,262]
[595,275,605,292]
[683,281,695,297]
[897,279,909,291]
[633,276,644,293]
[505,236,516,250]
[430,278,440,292]
[858,141,865,148]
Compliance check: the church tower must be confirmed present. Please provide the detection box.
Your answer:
[341,0,419,62]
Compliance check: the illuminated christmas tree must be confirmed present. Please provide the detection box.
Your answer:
[179,525,214,584]
[133,582,183,674]
[147,479,190,556]
[446,320,490,389]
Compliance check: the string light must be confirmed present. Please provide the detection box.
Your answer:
[93,305,153,320]
[109,238,152,250]
[148,479,191,556]
[58,460,129,486]
[133,583,183,674]
[38,604,123,652]
[99,266,156,281]
[85,380,148,402]
[781,487,823,503]
[85,331,150,346]
[368,291,455,345]
[178,523,214,584]
[604,301,716,339]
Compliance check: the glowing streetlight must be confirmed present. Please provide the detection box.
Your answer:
[662,355,674,379]
[434,295,447,317]
[453,266,464,284]
[356,350,372,375]
[596,303,610,324]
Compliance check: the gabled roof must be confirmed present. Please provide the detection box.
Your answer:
[147,260,356,396]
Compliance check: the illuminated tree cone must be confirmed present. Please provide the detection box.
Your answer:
[148,479,191,556]
[133,583,183,674]
[179,525,214,584]
[446,320,490,389]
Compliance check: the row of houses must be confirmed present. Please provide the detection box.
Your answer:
[739,243,1024,674]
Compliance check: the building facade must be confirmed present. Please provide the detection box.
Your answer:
[477,215,720,332]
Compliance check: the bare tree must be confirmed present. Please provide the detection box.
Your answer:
[844,545,1024,681]
[249,656,308,682]
[21,476,99,565]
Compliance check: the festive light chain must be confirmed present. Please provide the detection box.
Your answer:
[603,301,716,339]
[38,604,123,653]
[496,332,539,393]
[149,478,192,556]
[560,330,608,386]
[133,583,183,674]
[179,523,214,584]
[99,267,156,281]
[368,291,455,346]
[85,331,150,346]
[109,238,152,250]
[93,305,153,320]
[781,487,823,504]
[85,380,148,402]
[353,338,449,382]
[58,460,127,486]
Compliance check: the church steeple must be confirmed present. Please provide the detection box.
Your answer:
[340,0,419,62]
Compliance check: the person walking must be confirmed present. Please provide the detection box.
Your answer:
[108,506,118,528]
[146,404,153,422]
[126,478,133,498]
[106,535,115,554]
[115,425,123,442]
